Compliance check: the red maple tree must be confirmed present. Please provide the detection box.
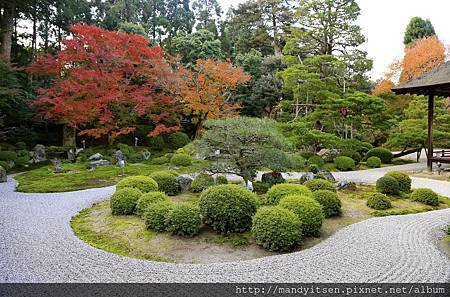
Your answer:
[28,24,180,143]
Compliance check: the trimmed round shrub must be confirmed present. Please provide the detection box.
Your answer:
[366,148,393,164]
[264,184,312,205]
[304,179,336,193]
[376,176,399,195]
[166,204,202,236]
[15,156,30,168]
[340,151,361,164]
[191,173,215,193]
[149,135,165,151]
[366,156,381,168]
[110,188,143,215]
[0,150,17,162]
[289,155,306,170]
[199,184,259,233]
[366,193,392,210]
[279,195,324,236]
[150,155,169,165]
[143,201,174,232]
[168,132,190,149]
[253,181,270,194]
[117,143,135,157]
[385,171,411,193]
[334,156,355,171]
[251,206,302,251]
[116,175,158,193]
[215,176,228,185]
[261,172,285,186]
[312,190,342,217]
[170,153,192,166]
[149,171,179,196]
[136,191,169,216]
[307,155,325,167]
[410,188,439,206]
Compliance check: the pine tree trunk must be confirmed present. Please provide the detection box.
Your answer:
[0,2,15,62]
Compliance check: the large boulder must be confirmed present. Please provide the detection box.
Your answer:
[0,166,6,183]
[336,181,357,191]
[87,159,111,170]
[299,169,335,184]
[299,172,315,184]
[317,168,336,182]
[88,153,103,161]
[32,144,47,163]
[176,175,193,192]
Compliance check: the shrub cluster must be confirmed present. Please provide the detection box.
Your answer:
[334,156,355,171]
[199,184,259,234]
[366,156,381,168]
[312,190,342,217]
[376,176,399,195]
[168,132,190,149]
[0,150,17,162]
[366,148,393,164]
[117,143,135,158]
[307,155,325,167]
[150,155,169,165]
[170,154,192,166]
[304,179,336,193]
[215,176,228,185]
[279,195,324,236]
[110,188,142,215]
[340,151,361,164]
[149,135,165,151]
[261,172,285,186]
[385,171,411,193]
[143,201,174,232]
[366,193,392,210]
[166,204,202,236]
[116,175,158,193]
[251,206,302,251]
[191,173,215,193]
[149,171,179,196]
[253,181,270,194]
[136,192,169,216]
[410,188,439,206]
[264,184,312,205]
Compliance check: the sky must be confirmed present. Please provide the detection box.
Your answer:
[219,0,450,80]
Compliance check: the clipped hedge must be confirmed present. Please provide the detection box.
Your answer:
[110,188,143,215]
[366,193,392,210]
[199,184,259,234]
[385,171,411,193]
[304,179,336,193]
[136,191,169,216]
[251,206,302,251]
[334,156,355,171]
[191,173,215,193]
[366,156,381,168]
[264,184,312,205]
[279,195,324,236]
[143,201,174,232]
[376,176,399,195]
[168,132,190,149]
[149,171,179,196]
[366,148,393,164]
[116,175,158,193]
[166,203,202,237]
[410,188,439,206]
[170,153,192,166]
[312,190,342,217]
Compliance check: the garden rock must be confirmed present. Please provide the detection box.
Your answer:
[192,153,207,160]
[88,153,103,161]
[87,159,111,170]
[0,166,6,182]
[176,175,193,192]
[168,166,179,170]
[318,149,339,162]
[336,181,357,191]
[67,149,75,162]
[142,151,151,160]
[32,144,47,163]
[299,172,315,183]
[317,168,336,182]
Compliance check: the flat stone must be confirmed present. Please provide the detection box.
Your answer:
[336,181,357,191]
[87,159,111,170]
[88,153,103,161]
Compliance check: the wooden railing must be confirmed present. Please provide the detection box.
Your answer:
[433,149,450,158]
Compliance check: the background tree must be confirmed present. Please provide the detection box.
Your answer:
[172,30,223,65]
[403,17,436,47]
[192,0,222,35]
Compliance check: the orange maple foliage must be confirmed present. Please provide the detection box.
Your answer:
[372,79,394,96]
[177,59,251,137]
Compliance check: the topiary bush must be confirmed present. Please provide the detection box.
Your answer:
[376,176,399,195]
[264,184,312,205]
[110,188,143,215]
[199,184,259,234]
[366,156,381,168]
[253,181,270,194]
[334,156,355,171]
[150,155,169,165]
[410,188,439,206]
[279,195,324,236]
[340,151,361,164]
[303,179,336,193]
[143,201,174,232]
[116,175,158,193]
[136,191,169,216]
[215,176,228,185]
[166,203,202,236]
[385,171,411,193]
[149,171,180,196]
[251,206,302,251]
[366,147,393,164]
[168,132,190,149]
[191,173,215,193]
[312,190,342,217]
[170,153,192,166]
[307,155,325,167]
[366,193,392,210]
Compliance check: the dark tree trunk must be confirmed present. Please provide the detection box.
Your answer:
[0,2,15,62]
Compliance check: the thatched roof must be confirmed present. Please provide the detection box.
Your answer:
[392,61,450,96]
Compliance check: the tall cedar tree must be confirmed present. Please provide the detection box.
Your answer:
[28,24,180,144]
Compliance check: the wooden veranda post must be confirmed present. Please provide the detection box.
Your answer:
[427,94,434,171]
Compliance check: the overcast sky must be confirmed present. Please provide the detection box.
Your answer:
[219,0,450,80]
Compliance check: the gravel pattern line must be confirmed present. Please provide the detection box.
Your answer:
[0,164,449,283]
